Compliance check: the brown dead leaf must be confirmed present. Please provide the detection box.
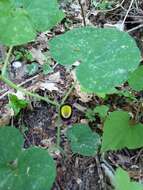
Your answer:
[0,105,12,126]
[39,82,59,92]
[30,47,46,65]
[71,70,92,103]
[48,71,61,82]
[27,71,62,92]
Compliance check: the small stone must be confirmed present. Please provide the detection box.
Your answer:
[12,61,22,69]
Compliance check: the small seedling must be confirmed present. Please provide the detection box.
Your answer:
[14,49,34,62]
[8,94,29,116]
[26,62,39,76]
[86,105,109,122]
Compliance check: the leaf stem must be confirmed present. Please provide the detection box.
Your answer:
[0,75,59,107]
[2,46,13,76]
[1,45,76,150]
[60,81,76,106]
[134,98,143,122]
[56,111,62,147]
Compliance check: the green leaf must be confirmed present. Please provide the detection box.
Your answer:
[22,0,65,31]
[67,124,100,156]
[0,149,56,190]
[101,111,143,152]
[116,90,136,100]
[42,63,53,75]
[8,94,28,116]
[24,51,34,61]
[0,0,11,13]
[14,50,23,60]
[0,127,56,190]
[49,27,141,93]
[0,126,23,165]
[85,108,96,122]
[0,8,36,46]
[0,0,64,45]
[114,168,143,190]
[128,65,143,91]
[26,62,39,76]
[94,105,109,120]
[17,147,56,190]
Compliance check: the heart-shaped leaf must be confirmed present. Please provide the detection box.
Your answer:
[114,168,143,190]
[101,111,143,152]
[128,65,143,91]
[0,126,23,165]
[0,127,56,190]
[21,0,64,31]
[0,7,36,46]
[16,147,56,190]
[49,27,141,93]
[67,124,100,156]
[0,0,64,45]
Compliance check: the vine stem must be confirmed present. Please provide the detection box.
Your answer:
[2,46,13,76]
[1,45,76,149]
[0,45,59,107]
[60,81,76,106]
[0,75,59,107]
[77,0,86,26]
[134,98,143,122]
[56,111,62,148]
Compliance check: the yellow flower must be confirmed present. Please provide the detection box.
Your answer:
[60,104,72,120]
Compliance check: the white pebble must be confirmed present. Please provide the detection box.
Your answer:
[12,61,22,69]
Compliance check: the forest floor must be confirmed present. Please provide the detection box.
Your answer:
[0,0,143,189]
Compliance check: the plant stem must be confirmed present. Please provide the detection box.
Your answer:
[2,46,13,76]
[1,45,76,150]
[0,45,59,107]
[0,75,59,107]
[135,98,143,122]
[60,81,76,106]
[56,111,62,147]
[56,81,76,148]
[77,0,86,26]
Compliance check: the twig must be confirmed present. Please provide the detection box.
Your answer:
[127,23,143,33]
[77,0,86,26]
[17,74,40,87]
[95,156,106,190]
[122,0,135,26]
[98,0,126,12]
